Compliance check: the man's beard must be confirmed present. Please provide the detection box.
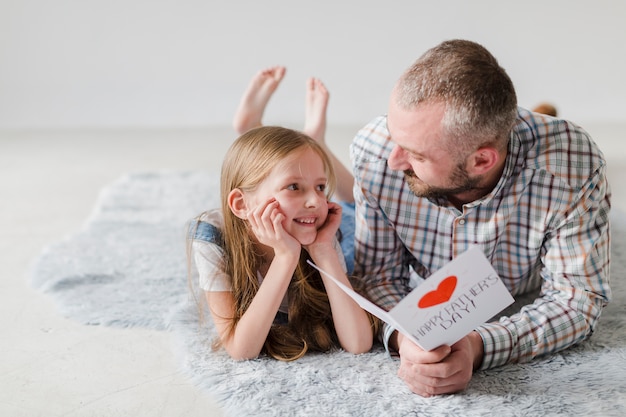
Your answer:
[403,163,483,200]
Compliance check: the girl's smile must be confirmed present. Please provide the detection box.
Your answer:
[293,216,318,226]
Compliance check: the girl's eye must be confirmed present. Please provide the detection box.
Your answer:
[316,184,326,192]
[286,184,299,191]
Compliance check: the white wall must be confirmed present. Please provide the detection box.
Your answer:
[1,0,625,129]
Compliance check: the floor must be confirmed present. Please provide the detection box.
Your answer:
[1,123,624,416]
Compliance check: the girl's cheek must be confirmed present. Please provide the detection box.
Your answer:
[321,205,330,224]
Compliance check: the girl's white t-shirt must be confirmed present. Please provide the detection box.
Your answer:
[192,209,347,312]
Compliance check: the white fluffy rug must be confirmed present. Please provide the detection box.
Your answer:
[31,171,626,417]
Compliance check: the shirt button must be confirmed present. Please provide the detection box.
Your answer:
[458,219,466,225]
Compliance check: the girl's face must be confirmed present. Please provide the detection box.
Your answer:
[245,147,329,245]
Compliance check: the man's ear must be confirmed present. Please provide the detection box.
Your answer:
[228,188,248,219]
[468,146,500,175]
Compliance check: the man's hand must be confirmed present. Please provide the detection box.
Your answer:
[396,331,484,397]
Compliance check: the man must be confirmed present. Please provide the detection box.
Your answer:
[351,39,611,397]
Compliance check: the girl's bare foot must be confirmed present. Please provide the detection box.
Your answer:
[302,77,329,143]
[233,66,286,134]
[532,102,558,117]
[302,77,353,202]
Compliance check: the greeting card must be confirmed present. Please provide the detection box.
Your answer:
[308,245,514,351]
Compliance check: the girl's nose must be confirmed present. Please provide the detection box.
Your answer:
[305,190,324,208]
[387,145,410,171]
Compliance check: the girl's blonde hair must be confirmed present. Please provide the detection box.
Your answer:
[206,126,342,360]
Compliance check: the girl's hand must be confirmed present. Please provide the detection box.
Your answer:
[247,198,300,258]
[306,202,342,252]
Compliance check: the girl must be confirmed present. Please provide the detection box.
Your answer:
[189,126,375,361]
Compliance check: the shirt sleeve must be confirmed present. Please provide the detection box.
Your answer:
[476,166,612,369]
[193,240,232,292]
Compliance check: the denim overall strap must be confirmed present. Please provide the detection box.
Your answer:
[189,221,224,247]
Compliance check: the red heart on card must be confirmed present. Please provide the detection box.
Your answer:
[418,275,457,308]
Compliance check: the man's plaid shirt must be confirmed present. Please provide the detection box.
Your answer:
[350,107,611,369]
